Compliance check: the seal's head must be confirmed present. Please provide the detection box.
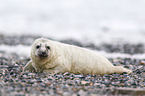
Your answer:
[31,38,52,59]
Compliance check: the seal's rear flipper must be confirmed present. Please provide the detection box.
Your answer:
[114,66,132,74]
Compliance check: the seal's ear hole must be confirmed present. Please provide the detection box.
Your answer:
[36,45,40,49]
[46,46,50,50]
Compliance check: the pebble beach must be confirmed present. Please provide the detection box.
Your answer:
[0,35,145,96]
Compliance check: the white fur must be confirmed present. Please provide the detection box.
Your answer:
[23,38,132,75]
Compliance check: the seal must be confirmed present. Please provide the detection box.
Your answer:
[23,38,132,75]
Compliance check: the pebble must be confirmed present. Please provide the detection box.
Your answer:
[77,89,87,96]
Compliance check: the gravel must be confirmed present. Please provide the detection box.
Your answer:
[0,35,145,96]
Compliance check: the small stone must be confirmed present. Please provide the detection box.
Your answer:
[78,89,87,96]
[139,61,145,65]
[47,77,53,81]
[63,92,71,96]
[136,69,142,74]
[102,81,111,87]
[28,73,36,76]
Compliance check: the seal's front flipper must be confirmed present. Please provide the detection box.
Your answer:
[23,60,36,73]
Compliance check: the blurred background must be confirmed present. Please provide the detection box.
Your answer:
[0,0,145,57]
[0,0,145,44]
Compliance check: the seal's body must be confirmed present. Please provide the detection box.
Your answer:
[23,38,132,75]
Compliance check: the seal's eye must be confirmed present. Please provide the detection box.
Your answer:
[46,46,50,50]
[36,45,40,49]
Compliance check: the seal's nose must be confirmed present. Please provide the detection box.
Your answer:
[41,52,46,56]
[38,51,48,57]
